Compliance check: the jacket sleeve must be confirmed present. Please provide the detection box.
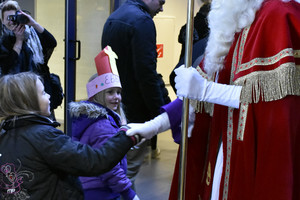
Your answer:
[33,126,135,177]
[36,28,57,63]
[36,28,57,49]
[0,36,21,74]
[161,98,183,144]
[131,16,165,118]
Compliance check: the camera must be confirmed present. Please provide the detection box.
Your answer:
[7,10,29,25]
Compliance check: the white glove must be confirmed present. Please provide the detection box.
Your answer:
[126,112,170,139]
[175,66,242,108]
[133,195,140,200]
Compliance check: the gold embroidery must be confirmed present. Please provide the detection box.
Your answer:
[223,108,234,200]
[206,162,211,186]
[223,21,300,199]
[191,100,214,116]
[236,63,300,103]
[295,50,300,58]
[235,24,250,142]
[236,48,295,73]
[196,65,214,81]
[222,28,244,200]
[237,103,249,141]
[223,16,300,199]
[237,27,250,68]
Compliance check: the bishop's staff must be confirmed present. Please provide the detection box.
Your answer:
[178,0,195,199]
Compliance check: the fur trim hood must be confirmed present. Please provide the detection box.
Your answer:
[69,101,122,141]
[69,101,108,119]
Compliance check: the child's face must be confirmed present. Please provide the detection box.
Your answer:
[104,87,122,112]
[36,79,51,116]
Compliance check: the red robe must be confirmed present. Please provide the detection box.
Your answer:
[169,0,300,199]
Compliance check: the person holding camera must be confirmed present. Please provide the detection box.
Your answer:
[0,0,60,116]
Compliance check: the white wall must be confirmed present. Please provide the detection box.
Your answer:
[155,0,202,100]
[156,0,202,70]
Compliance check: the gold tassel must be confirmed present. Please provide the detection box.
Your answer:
[236,63,300,103]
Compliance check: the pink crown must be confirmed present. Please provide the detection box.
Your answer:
[86,46,121,99]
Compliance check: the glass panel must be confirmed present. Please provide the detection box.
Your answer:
[76,0,110,101]
[36,0,65,121]
[35,0,110,121]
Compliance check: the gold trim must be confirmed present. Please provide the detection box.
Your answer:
[293,50,300,58]
[222,17,300,199]
[222,29,246,200]
[236,63,300,103]
[191,100,214,116]
[223,108,234,200]
[234,29,250,142]
[196,65,214,82]
[236,48,295,73]
[206,162,211,186]
[236,103,249,141]
[237,27,250,69]
[233,27,300,105]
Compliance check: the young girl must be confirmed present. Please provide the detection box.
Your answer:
[69,46,139,200]
[0,72,139,200]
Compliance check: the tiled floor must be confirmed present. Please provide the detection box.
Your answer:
[135,130,179,200]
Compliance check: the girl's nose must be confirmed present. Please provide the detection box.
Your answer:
[114,93,121,100]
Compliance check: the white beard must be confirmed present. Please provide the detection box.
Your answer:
[204,0,264,77]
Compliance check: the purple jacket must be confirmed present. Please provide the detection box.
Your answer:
[69,101,135,200]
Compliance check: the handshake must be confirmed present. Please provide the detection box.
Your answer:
[121,112,171,144]
[122,102,197,145]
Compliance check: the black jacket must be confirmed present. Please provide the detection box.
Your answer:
[0,29,58,110]
[0,114,134,199]
[102,0,167,123]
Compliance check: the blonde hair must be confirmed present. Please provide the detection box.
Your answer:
[0,0,20,21]
[88,73,127,124]
[0,72,41,121]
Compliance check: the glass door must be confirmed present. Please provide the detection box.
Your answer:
[36,0,111,135]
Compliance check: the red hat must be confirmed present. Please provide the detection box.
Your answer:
[86,46,121,98]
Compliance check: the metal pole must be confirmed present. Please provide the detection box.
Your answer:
[178,0,194,199]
